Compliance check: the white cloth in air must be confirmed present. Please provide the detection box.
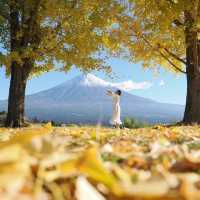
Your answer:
[108,91,122,125]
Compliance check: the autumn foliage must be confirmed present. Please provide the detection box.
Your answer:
[1,124,200,199]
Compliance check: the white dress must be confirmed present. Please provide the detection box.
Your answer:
[108,92,122,125]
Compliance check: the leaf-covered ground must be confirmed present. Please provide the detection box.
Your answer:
[1,124,200,200]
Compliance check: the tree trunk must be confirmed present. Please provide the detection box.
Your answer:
[183,11,200,124]
[5,1,34,127]
[183,66,200,124]
[5,63,29,127]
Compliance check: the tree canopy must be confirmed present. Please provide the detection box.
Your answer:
[109,0,200,74]
[0,0,126,76]
[0,0,130,127]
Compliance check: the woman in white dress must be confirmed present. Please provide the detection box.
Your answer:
[107,89,122,128]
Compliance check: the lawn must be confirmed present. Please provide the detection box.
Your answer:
[0,123,200,200]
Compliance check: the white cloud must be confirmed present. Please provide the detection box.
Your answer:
[159,80,165,86]
[82,74,152,91]
[112,80,152,91]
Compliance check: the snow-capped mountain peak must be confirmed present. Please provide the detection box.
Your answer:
[0,73,184,124]
[81,74,109,87]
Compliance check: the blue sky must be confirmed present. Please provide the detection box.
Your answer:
[0,57,186,105]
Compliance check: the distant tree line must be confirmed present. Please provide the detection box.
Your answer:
[123,117,149,129]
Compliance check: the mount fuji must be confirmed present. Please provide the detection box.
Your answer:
[0,74,184,124]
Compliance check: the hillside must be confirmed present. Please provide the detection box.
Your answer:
[0,74,184,124]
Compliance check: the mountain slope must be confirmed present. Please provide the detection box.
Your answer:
[0,74,184,124]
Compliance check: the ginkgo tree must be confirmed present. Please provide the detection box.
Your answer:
[109,0,200,124]
[0,0,126,127]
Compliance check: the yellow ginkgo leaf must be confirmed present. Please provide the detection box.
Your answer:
[58,147,123,196]
[0,126,53,148]
[0,144,24,163]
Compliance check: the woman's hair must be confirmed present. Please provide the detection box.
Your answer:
[115,89,122,96]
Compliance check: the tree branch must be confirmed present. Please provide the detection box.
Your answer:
[162,47,186,65]
[194,0,200,20]
[172,19,184,27]
[0,11,9,20]
[158,49,187,74]
[54,0,78,33]
[166,0,177,4]
[21,0,42,47]
[198,0,200,17]
[137,34,187,74]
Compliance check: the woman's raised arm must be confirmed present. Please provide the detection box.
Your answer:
[106,90,114,96]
